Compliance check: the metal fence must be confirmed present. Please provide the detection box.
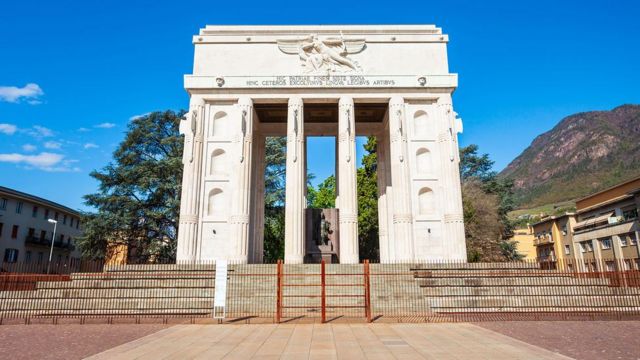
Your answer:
[0,258,639,324]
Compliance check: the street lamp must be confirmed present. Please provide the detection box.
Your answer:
[47,219,58,274]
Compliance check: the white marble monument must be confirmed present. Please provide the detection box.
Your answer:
[177,25,466,264]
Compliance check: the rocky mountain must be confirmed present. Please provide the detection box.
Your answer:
[500,104,640,207]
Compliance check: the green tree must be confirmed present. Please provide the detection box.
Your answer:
[459,145,520,261]
[77,111,184,262]
[357,136,379,262]
[308,175,336,209]
[263,137,287,262]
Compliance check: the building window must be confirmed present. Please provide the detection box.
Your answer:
[59,234,64,243]
[630,233,638,246]
[623,208,638,221]
[27,227,35,238]
[0,198,7,210]
[600,238,612,250]
[620,235,628,247]
[70,218,74,227]
[16,201,23,214]
[25,251,32,263]
[624,259,632,271]
[37,252,43,264]
[76,220,80,229]
[54,212,59,221]
[4,249,19,263]
[32,206,38,218]
[567,263,574,271]
[580,241,593,252]
[40,230,46,240]
[63,214,67,225]
[0,222,3,237]
[44,208,49,220]
[605,261,616,272]
[564,245,570,255]
[11,225,19,239]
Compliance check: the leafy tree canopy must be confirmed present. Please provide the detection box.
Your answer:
[77,111,184,262]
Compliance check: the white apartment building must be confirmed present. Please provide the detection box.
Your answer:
[0,186,83,268]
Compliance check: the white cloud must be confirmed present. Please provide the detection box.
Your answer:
[95,122,116,129]
[129,113,150,121]
[23,125,54,139]
[78,127,90,132]
[22,144,37,152]
[83,143,99,149]
[0,123,17,135]
[0,152,63,169]
[0,83,44,103]
[44,141,62,149]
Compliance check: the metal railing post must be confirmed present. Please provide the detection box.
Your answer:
[364,259,372,323]
[321,259,326,323]
[276,260,282,323]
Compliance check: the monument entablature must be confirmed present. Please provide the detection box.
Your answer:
[177,25,467,264]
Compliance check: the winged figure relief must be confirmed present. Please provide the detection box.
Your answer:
[277,34,366,74]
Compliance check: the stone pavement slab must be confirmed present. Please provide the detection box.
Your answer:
[87,323,571,359]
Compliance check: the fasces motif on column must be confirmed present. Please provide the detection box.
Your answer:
[389,96,414,262]
[177,102,205,262]
[285,97,305,264]
[337,96,359,263]
[437,96,466,260]
[229,97,254,263]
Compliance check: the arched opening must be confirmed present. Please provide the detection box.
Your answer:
[207,188,224,216]
[418,187,435,215]
[210,149,226,176]
[414,110,429,137]
[416,147,431,175]
[211,111,227,137]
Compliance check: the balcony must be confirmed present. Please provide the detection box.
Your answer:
[534,236,554,246]
[25,236,75,251]
[573,218,639,242]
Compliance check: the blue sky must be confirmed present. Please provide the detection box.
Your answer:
[1,0,638,211]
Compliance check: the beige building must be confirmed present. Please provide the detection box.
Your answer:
[532,214,578,269]
[0,186,83,268]
[572,176,640,272]
[511,226,537,260]
[532,176,640,271]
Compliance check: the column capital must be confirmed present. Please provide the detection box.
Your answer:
[389,96,405,108]
[288,96,303,107]
[238,96,253,107]
[339,96,354,108]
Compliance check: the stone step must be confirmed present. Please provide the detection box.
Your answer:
[421,286,640,296]
[1,298,214,311]
[432,306,640,313]
[416,277,611,287]
[373,262,539,270]
[0,288,217,299]
[428,296,640,308]
[71,272,216,280]
[37,279,216,289]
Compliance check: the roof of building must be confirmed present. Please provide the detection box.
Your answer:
[531,212,575,227]
[575,175,640,203]
[0,186,80,216]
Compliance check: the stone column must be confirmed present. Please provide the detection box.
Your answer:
[376,130,390,263]
[176,101,205,263]
[437,95,467,261]
[250,133,266,263]
[388,97,414,262]
[284,97,305,264]
[229,97,254,263]
[337,97,359,263]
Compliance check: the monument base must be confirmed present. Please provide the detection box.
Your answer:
[304,208,339,263]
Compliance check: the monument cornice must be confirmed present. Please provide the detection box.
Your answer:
[194,25,447,44]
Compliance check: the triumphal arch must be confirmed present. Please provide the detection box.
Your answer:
[177,25,466,264]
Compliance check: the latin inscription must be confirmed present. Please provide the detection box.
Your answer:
[244,75,397,88]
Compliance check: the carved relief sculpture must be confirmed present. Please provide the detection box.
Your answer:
[278,33,365,74]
